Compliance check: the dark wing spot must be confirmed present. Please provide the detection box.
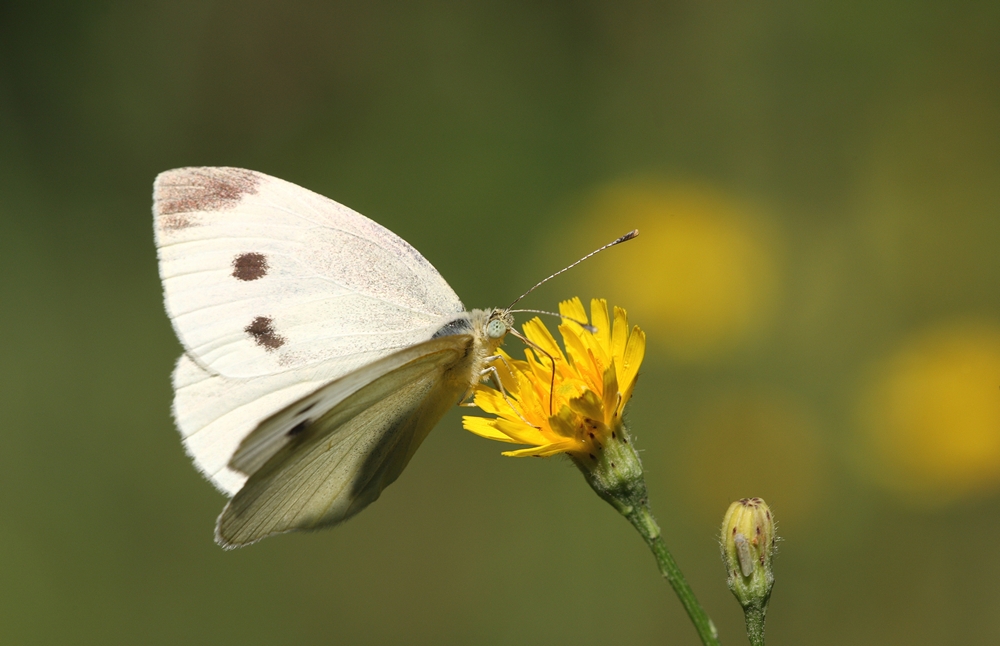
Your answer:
[296,402,316,416]
[155,167,260,229]
[432,317,473,338]
[245,316,286,351]
[287,420,309,437]
[232,252,268,281]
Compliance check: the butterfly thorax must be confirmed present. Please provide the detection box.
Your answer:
[465,308,513,383]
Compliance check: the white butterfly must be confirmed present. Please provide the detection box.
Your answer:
[153,167,514,549]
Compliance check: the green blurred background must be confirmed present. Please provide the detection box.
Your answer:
[2,2,999,644]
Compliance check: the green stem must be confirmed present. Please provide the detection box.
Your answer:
[625,504,721,646]
[578,424,720,644]
[742,604,766,646]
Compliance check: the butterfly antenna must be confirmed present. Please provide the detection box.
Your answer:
[505,229,638,312]
[509,309,598,334]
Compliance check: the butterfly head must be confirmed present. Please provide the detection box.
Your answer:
[486,309,514,341]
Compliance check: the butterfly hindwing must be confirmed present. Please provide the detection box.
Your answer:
[214,335,474,548]
[227,331,475,477]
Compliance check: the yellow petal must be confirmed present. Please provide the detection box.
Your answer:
[516,357,552,420]
[548,407,581,441]
[462,416,520,442]
[522,317,564,362]
[602,363,620,422]
[488,352,521,396]
[576,347,605,395]
[620,326,646,397]
[494,417,551,446]
[502,441,576,458]
[612,306,630,368]
[569,388,605,423]
[577,303,611,373]
[473,385,526,422]
[590,298,611,350]
[471,385,506,416]
[558,297,588,326]
[560,319,592,371]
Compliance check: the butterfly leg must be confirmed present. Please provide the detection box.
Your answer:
[460,356,538,428]
[458,355,506,407]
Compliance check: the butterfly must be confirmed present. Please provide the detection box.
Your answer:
[153,166,524,549]
[154,167,636,549]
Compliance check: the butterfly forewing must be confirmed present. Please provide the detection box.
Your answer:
[172,355,330,495]
[154,167,464,380]
[215,336,473,548]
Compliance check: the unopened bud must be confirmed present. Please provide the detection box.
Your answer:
[721,498,775,645]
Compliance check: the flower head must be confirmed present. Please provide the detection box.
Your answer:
[721,497,776,645]
[721,497,776,609]
[463,297,645,464]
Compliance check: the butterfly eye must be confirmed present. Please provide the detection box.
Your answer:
[486,318,507,339]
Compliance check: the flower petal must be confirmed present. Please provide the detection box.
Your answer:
[501,442,575,458]
[569,388,605,423]
[462,416,521,442]
[590,298,611,350]
[494,417,551,446]
[472,385,525,422]
[560,318,591,370]
[611,306,630,369]
[522,317,565,363]
[548,407,582,441]
[602,363,619,423]
[558,297,588,327]
[619,326,646,402]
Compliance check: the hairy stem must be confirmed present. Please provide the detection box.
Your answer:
[625,504,721,646]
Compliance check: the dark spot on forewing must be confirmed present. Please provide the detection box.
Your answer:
[155,167,260,229]
[232,252,268,281]
[245,316,286,351]
[297,402,316,415]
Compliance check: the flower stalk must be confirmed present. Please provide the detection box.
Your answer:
[575,420,720,646]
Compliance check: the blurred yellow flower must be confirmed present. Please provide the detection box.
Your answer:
[859,320,1000,505]
[463,298,645,462]
[571,179,781,362]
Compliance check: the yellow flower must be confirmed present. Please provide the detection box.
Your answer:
[463,297,646,462]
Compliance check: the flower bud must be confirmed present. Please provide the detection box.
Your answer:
[721,498,775,617]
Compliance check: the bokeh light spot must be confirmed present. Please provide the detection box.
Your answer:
[859,321,1000,505]
[572,179,781,362]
